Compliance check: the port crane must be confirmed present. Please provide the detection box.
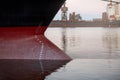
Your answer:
[102,0,120,4]
[102,0,120,20]
[61,2,68,21]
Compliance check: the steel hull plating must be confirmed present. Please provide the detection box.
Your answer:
[0,0,71,60]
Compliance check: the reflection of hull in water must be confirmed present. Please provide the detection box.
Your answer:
[0,0,71,60]
[0,59,70,80]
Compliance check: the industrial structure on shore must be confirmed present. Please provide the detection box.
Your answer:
[60,2,82,21]
[50,0,120,27]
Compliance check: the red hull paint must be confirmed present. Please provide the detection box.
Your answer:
[0,26,47,38]
[0,27,71,60]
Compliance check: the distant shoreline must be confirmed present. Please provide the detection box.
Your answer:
[49,20,120,27]
[49,26,120,28]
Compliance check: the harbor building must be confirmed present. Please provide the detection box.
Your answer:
[102,12,108,22]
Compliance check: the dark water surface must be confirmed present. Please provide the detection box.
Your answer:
[0,59,70,80]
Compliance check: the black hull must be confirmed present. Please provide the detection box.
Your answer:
[0,0,65,27]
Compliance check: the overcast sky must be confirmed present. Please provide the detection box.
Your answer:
[54,0,120,20]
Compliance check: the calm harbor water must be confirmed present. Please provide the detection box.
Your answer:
[44,27,120,80]
[45,27,120,59]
